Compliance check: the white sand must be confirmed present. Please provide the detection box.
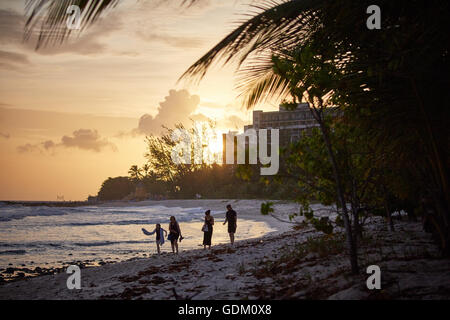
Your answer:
[0,200,449,300]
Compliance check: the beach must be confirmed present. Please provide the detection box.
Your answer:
[0,199,449,299]
[0,199,300,278]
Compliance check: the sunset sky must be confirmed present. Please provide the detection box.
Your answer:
[0,0,279,201]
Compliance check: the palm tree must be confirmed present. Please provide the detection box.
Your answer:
[24,0,450,265]
[21,0,370,276]
[128,164,143,182]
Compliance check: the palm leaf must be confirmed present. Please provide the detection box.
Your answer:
[24,0,200,49]
[180,0,323,83]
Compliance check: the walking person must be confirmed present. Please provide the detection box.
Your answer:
[202,210,214,249]
[144,223,167,255]
[168,216,183,254]
[223,204,237,246]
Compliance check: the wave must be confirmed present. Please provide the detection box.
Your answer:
[65,220,153,227]
[0,204,205,223]
[0,250,27,255]
[73,240,149,247]
[64,216,204,227]
[0,206,69,222]
[0,241,61,249]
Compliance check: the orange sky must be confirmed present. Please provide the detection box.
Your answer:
[0,0,279,201]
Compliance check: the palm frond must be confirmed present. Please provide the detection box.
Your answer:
[24,0,120,49]
[24,0,202,49]
[239,65,292,110]
[180,0,323,83]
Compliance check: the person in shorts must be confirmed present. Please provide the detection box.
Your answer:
[223,204,237,245]
[146,223,167,255]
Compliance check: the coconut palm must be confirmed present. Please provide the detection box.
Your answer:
[24,0,450,266]
[128,164,143,181]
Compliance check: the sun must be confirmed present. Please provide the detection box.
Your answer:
[203,135,223,165]
[208,138,223,155]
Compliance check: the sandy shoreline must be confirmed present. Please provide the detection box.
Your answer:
[0,200,300,284]
[0,200,300,280]
[1,200,449,300]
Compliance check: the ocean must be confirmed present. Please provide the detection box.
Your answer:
[0,202,273,274]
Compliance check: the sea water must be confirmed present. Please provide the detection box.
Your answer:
[0,202,273,272]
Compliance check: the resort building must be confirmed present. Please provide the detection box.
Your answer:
[222,103,338,164]
[244,103,323,146]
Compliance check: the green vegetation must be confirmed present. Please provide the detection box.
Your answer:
[27,0,450,274]
[182,0,450,273]
[97,123,299,200]
[97,177,135,201]
[260,202,274,216]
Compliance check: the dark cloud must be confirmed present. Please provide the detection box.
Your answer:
[60,129,116,152]
[0,8,122,56]
[136,89,200,135]
[17,129,116,154]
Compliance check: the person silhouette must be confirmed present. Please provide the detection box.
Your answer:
[146,223,167,255]
[202,210,214,249]
[223,204,237,245]
[168,216,182,254]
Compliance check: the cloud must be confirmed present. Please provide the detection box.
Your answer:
[200,101,226,109]
[189,113,246,131]
[190,113,211,122]
[0,50,30,64]
[0,132,10,139]
[223,115,246,130]
[132,90,247,136]
[17,129,117,154]
[0,8,123,56]
[0,9,23,45]
[0,49,31,71]
[60,129,116,152]
[136,89,200,135]
[136,30,205,49]
[17,143,40,154]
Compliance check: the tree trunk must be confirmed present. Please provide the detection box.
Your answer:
[384,200,395,232]
[410,78,450,254]
[382,185,395,232]
[314,110,359,274]
[352,206,363,241]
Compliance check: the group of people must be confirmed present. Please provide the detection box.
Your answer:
[146,204,237,255]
